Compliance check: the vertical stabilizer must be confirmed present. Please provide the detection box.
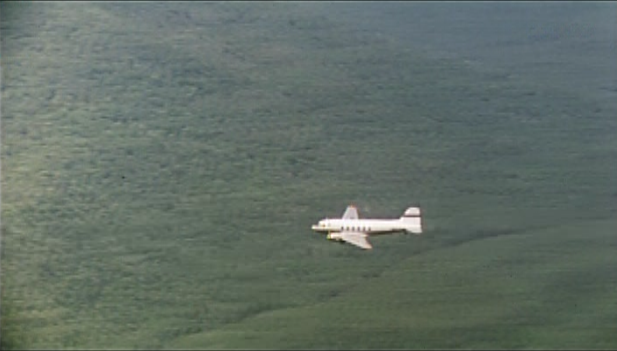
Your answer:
[401,207,422,234]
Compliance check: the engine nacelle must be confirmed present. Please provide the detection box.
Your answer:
[327,232,343,241]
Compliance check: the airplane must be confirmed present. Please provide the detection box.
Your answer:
[311,205,423,250]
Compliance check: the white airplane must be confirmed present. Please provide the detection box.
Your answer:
[311,205,423,250]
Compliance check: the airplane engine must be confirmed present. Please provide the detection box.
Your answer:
[327,233,343,241]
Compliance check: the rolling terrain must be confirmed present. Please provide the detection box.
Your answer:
[1,2,616,349]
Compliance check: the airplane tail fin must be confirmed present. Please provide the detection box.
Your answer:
[400,207,422,234]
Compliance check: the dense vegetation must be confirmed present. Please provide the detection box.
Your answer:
[2,2,616,349]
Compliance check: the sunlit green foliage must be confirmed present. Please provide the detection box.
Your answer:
[1,2,616,349]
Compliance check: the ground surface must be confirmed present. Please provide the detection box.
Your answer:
[1,2,616,349]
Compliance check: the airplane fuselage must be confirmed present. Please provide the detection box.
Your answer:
[311,218,420,236]
[311,206,422,249]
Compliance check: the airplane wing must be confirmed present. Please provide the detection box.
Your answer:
[339,232,372,250]
[342,205,359,220]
